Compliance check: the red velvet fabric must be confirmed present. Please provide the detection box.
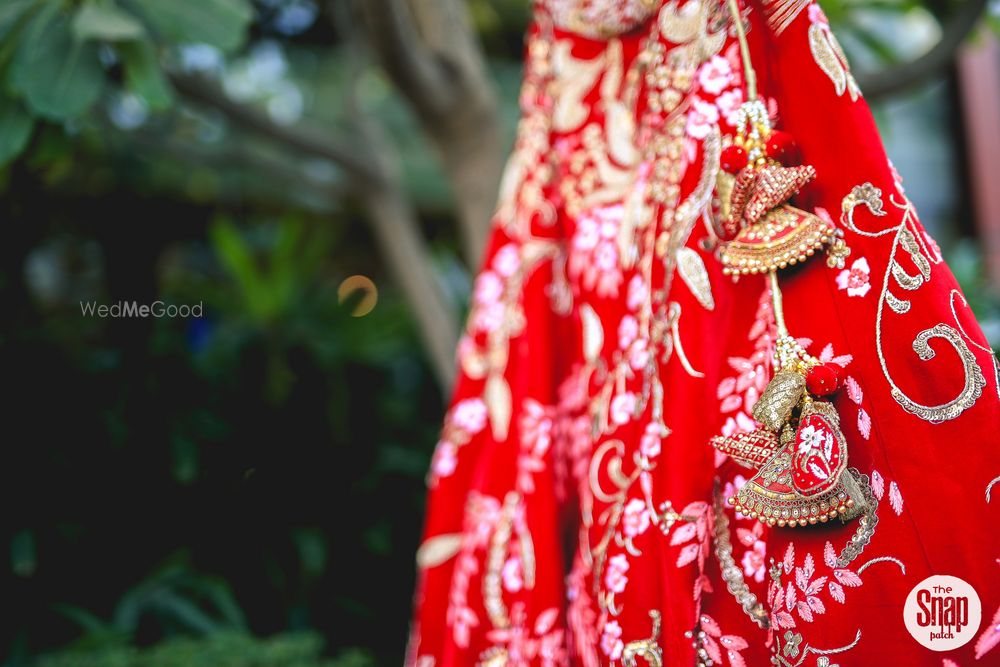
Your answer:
[407,2,1000,665]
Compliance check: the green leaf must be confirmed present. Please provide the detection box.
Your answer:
[0,0,37,41]
[10,8,104,120]
[118,39,174,109]
[73,2,145,41]
[122,0,253,53]
[0,97,33,165]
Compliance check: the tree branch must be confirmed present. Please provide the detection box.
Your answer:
[169,72,384,187]
[352,0,503,267]
[354,0,460,120]
[856,0,988,98]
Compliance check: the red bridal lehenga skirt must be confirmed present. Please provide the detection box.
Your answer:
[405,1,1000,665]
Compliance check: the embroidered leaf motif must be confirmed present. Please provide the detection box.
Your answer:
[845,376,863,404]
[670,522,697,546]
[700,614,721,637]
[805,576,828,596]
[676,543,699,567]
[802,553,815,581]
[728,650,747,667]
[974,603,1000,658]
[889,481,904,515]
[720,394,742,413]
[677,247,715,310]
[783,543,795,575]
[703,636,723,663]
[535,607,559,635]
[485,374,512,441]
[720,635,749,651]
[796,601,814,622]
[818,343,853,367]
[682,501,709,516]
[870,469,885,500]
[823,541,837,569]
[807,596,826,615]
[828,581,845,603]
[775,611,796,629]
[857,409,872,439]
[786,582,797,611]
[717,376,736,399]
[834,569,862,587]
[694,574,712,600]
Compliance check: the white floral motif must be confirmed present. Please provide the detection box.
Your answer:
[429,398,488,485]
[600,619,624,660]
[741,540,768,583]
[569,205,625,297]
[697,55,734,95]
[622,498,651,539]
[610,392,637,425]
[686,98,720,139]
[836,257,872,297]
[604,553,630,594]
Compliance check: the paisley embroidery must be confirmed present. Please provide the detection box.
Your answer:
[807,7,860,101]
[842,184,987,422]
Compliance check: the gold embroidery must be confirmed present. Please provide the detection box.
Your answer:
[551,39,606,133]
[677,247,715,310]
[493,31,558,238]
[763,0,811,35]
[894,324,986,422]
[774,629,862,667]
[843,185,987,422]
[752,369,806,431]
[622,610,664,667]
[416,533,462,569]
[580,303,605,365]
[712,485,770,628]
[831,469,877,568]
[808,21,860,101]
[484,492,530,629]
[885,291,910,315]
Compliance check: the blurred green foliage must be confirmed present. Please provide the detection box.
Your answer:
[37,633,373,667]
[0,1,997,666]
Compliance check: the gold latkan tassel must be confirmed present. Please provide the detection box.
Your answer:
[710,0,865,529]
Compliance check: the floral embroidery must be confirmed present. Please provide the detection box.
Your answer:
[835,257,872,297]
[600,618,624,660]
[604,553,630,594]
[697,55,735,95]
[741,538,768,584]
[429,398,488,484]
[569,205,626,298]
[699,614,750,667]
[686,98,720,140]
[844,375,872,439]
[484,604,566,667]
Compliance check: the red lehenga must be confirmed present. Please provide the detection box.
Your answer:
[406,1,1000,665]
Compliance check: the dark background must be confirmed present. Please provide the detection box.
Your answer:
[0,1,997,665]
